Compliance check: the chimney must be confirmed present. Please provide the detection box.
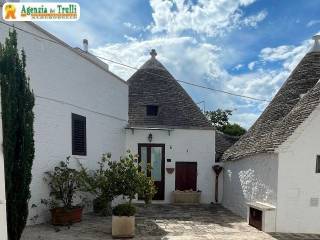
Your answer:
[83,39,88,52]
[311,35,320,52]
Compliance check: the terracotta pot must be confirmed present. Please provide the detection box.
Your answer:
[50,207,83,225]
[112,215,135,238]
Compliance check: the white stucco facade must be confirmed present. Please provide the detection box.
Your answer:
[222,153,278,218]
[0,89,8,239]
[126,128,216,204]
[276,105,320,234]
[222,104,320,234]
[0,21,128,224]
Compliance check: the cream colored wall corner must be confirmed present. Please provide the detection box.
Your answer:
[0,88,8,240]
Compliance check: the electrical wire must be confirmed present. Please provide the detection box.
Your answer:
[0,20,271,103]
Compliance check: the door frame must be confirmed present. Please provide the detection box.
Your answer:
[138,143,165,200]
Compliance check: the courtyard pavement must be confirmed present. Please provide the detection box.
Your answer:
[21,204,320,240]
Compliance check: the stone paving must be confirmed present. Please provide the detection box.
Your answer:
[21,204,320,240]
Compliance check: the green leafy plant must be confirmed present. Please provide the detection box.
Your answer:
[0,30,35,240]
[43,156,82,209]
[111,150,156,214]
[139,176,157,205]
[78,153,117,215]
[112,203,136,217]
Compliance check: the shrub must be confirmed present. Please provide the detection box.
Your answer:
[43,157,82,209]
[139,177,157,204]
[78,153,118,215]
[112,203,136,217]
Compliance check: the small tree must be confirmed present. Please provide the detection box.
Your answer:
[112,151,156,216]
[78,153,118,215]
[205,108,246,136]
[0,30,35,240]
[222,123,246,136]
[116,151,145,204]
[205,109,232,130]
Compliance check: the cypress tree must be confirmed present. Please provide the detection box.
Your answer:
[0,30,35,240]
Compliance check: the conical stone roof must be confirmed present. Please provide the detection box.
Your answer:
[222,48,320,161]
[128,50,212,129]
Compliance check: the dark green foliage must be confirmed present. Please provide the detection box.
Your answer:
[93,197,112,216]
[43,157,82,209]
[138,176,157,205]
[222,123,247,137]
[205,109,232,129]
[205,108,246,136]
[78,153,118,216]
[112,203,136,217]
[0,30,35,240]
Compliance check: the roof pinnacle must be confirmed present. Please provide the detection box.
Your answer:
[311,34,320,52]
[150,49,157,58]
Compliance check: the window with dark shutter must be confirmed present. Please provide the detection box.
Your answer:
[72,113,86,156]
[316,155,320,173]
[146,105,159,116]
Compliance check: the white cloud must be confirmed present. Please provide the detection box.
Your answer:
[260,40,312,71]
[241,11,268,27]
[91,32,314,129]
[123,22,149,32]
[248,61,256,70]
[149,0,267,36]
[92,36,222,81]
[89,0,312,129]
[307,20,320,27]
[230,112,259,129]
[234,64,244,70]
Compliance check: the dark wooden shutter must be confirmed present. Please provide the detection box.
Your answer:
[72,113,86,156]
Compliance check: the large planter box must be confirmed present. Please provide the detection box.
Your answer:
[112,216,135,238]
[172,191,201,204]
[50,207,83,226]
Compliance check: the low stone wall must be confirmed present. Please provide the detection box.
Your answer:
[172,191,201,204]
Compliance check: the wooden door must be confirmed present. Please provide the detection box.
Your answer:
[175,162,197,191]
[138,144,165,200]
[249,207,262,230]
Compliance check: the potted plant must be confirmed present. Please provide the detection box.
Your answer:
[111,203,136,238]
[111,151,156,238]
[43,156,83,225]
[139,176,157,205]
[78,153,117,216]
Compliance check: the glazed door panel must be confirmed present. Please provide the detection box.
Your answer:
[138,144,165,200]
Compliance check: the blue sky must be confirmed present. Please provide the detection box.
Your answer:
[25,0,320,128]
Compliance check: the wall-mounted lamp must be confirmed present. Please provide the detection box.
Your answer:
[148,133,153,143]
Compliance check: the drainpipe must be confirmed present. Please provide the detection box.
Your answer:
[0,87,8,240]
[213,165,223,203]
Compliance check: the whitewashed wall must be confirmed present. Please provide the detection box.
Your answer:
[126,128,215,203]
[276,105,320,234]
[0,20,128,224]
[0,89,8,239]
[222,153,278,218]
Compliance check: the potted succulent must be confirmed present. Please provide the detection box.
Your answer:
[78,153,117,216]
[43,156,83,225]
[111,151,156,238]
